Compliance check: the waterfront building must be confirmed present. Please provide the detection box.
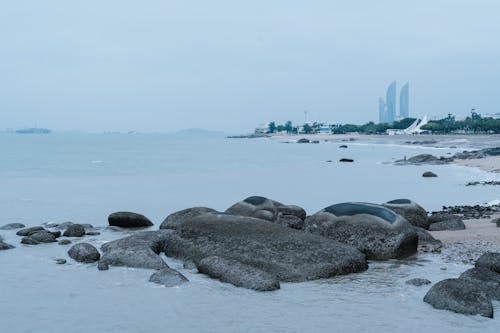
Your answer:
[386,81,396,123]
[378,97,387,123]
[400,82,409,119]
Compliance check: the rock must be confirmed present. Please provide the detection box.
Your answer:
[406,278,431,286]
[383,199,429,229]
[58,239,72,245]
[423,278,493,318]
[0,236,15,250]
[149,268,189,287]
[63,224,86,237]
[297,138,309,143]
[0,223,26,230]
[108,212,153,228]
[29,231,57,243]
[411,226,442,253]
[304,202,418,260]
[160,207,217,230]
[226,196,278,222]
[422,171,438,177]
[275,214,305,230]
[55,258,67,264]
[459,267,500,300]
[197,256,280,291]
[339,145,348,148]
[97,260,109,271]
[164,213,368,284]
[16,226,45,236]
[55,222,75,229]
[50,231,61,238]
[428,214,466,231]
[339,158,354,162]
[21,237,40,245]
[272,202,307,221]
[311,140,320,144]
[68,243,101,263]
[86,231,100,236]
[100,230,172,269]
[475,252,500,274]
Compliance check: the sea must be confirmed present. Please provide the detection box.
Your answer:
[0,132,499,332]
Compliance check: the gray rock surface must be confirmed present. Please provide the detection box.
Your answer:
[423,278,493,318]
[108,212,153,228]
[406,278,431,286]
[428,216,466,231]
[383,199,429,229]
[459,267,500,300]
[422,171,438,177]
[160,207,217,230]
[21,237,40,245]
[411,226,443,253]
[16,226,45,236]
[29,231,57,243]
[63,224,86,237]
[304,202,418,260]
[225,196,278,222]
[58,239,72,245]
[197,256,280,291]
[0,223,26,230]
[0,236,15,250]
[68,243,101,263]
[275,214,305,230]
[475,252,500,274]
[149,268,189,287]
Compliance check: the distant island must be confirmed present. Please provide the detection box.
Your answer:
[16,128,51,134]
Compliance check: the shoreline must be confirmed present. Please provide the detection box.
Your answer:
[454,156,500,173]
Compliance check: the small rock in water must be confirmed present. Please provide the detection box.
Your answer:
[422,171,438,177]
[108,212,153,228]
[297,138,309,143]
[339,158,354,162]
[0,223,26,230]
[326,160,333,163]
[339,145,348,148]
[68,243,101,263]
[63,224,86,237]
[406,278,431,286]
[21,237,40,245]
[16,226,45,236]
[58,239,72,245]
[0,236,15,250]
[55,258,67,264]
[98,260,110,271]
[30,231,57,243]
[149,268,189,287]
[86,231,100,236]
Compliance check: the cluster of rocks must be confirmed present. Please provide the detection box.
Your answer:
[395,147,500,166]
[424,252,500,318]
[296,138,319,144]
[436,204,500,220]
[11,222,98,245]
[466,181,500,186]
[0,235,15,250]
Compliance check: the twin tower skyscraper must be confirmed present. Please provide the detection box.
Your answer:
[379,81,409,124]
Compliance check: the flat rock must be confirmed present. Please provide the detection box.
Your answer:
[406,278,431,286]
[459,267,500,300]
[86,231,100,236]
[197,256,280,291]
[475,252,500,274]
[383,199,429,229]
[422,171,438,177]
[304,202,418,260]
[58,239,72,245]
[63,224,86,237]
[108,212,153,228]
[55,258,67,264]
[16,226,45,236]
[423,278,493,318]
[68,243,101,263]
[160,207,217,230]
[428,217,466,231]
[0,223,26,230]
[149,268,188,287]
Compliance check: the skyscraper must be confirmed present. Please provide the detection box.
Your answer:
[386,81,396,123]
[378,97,386,123]
[400,82,409,119]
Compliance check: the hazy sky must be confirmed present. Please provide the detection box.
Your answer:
[1,0,499,132]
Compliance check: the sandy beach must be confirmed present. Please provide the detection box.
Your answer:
[454,156,500,173]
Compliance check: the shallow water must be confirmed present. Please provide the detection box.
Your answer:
[0,133,499,332]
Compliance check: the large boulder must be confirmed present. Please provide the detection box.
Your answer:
[163,213,368,284]
[428,214,465,231]
[475,252,500,274]
[68,243,101,263]
[16,226,45,236]
[197,256,280,291]
[423,278,493,318]
[108,212,153,228]
[100,230,172,270]
[459,267,500,300]
[149,268,188,287]
[159,207,217,230]
[63,224,86,237]
[304,202,418,260]
[383,199,429,229]
[0,223,26,230]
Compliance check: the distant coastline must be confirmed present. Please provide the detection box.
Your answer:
[15,128,51,134]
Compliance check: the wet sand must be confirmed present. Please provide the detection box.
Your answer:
[454,156,500,173]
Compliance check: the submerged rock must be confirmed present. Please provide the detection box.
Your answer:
[16,226,45,237]
[63,224,86,237]
[0,223,26,230]
[55,258,67,265]
[423,278,493,318]
[406,278,431,286]
[304,202,418,260]
[422,171,438,178]
[197,256,280,291]
[108,212,153,228]
[383,199,429,229]
[160,207,217,230]
[149,268,188,287]
[68,243,101,263]
[475,252,500,274]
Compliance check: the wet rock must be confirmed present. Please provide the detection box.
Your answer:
[226,196,278,222]
[311,140,320,144]
[100,230,172,269]
[108,212,153,228]
[197,256,280,291]
[63,224,86,237]
[86,231,100,236]
[406,278,431,286]
[339,145,348,148]
[29,231,57,243]
[422,171,438,177]
[459,267,500,300]
[297,138,309,143]
[21,237,40,245]
[383,199,429,229]
[0,223,26,230]
[55,222,75,229]
[58,239,72,245]
[149,268,189,287]
[304,202,418,260]
[0,236,15,250]
[16,226,45,236]
[428,214,466,231]
[339,158,354,162]
[160,207,217,230]
[50,231,61,238]
[68,243,101,263]
[424,279,493,318]
[164,213,368,284]
[97,260,109,271]
[55,258,67,264]
[475,252,500,274]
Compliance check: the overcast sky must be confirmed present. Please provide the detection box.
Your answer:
[1,0,499,132]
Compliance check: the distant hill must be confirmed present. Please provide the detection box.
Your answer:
[16,128,51,134]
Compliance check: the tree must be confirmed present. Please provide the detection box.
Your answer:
[285,121,293,134]
[267,121,276,134]
[302,124,313,134]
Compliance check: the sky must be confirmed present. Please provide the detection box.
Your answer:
[1,0,499,133]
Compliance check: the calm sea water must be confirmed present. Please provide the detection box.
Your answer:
[0,133,499,332]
